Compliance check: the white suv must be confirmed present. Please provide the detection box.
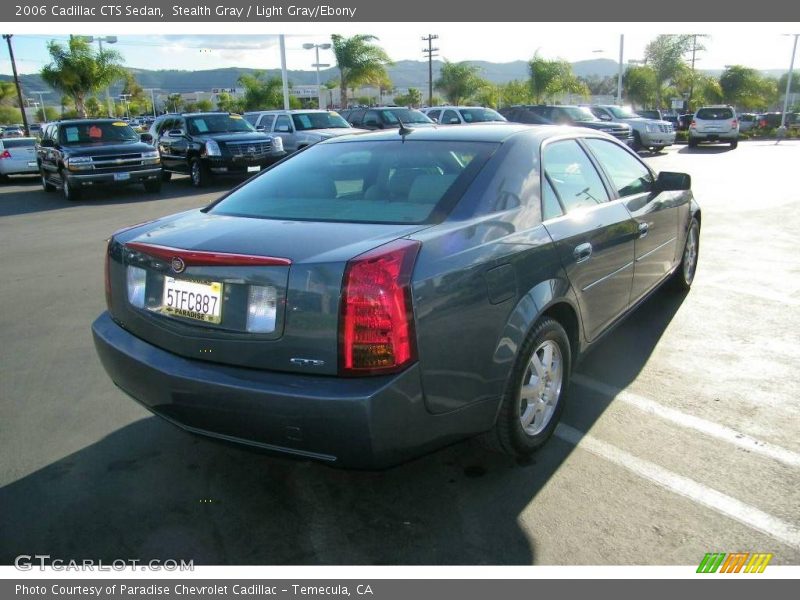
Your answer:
[689,105,739,149]
[422,106,506,125]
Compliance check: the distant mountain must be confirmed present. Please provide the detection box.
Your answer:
[1,59,790,98]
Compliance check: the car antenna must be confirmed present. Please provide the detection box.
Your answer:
[397,119,414,142]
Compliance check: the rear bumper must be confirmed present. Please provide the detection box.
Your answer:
[0,159,39,175]
[92,312,495,468]
[66,167,162,187]
[690,130,738,141]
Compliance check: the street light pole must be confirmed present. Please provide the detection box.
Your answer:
[617,34,624,105]
[279,34,290,110]
[779,33,799,139]
[303,42,332,110]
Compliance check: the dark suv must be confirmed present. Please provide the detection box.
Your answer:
[37,119,162,202]
[503,105,634,146]
[338,107,435,130]
[148,112,286,187]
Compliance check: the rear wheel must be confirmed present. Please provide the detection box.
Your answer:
[632,131,644,151]
[729,139,738,149]
[651,145,665,152]
[41,170,55,193]
[189,157,211,188]
[673,217,700,291]
[481,317,571,458]
[60,170,81,202]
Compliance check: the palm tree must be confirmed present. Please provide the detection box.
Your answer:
[0,81,17,105]
[331,34,391,108]
[40,37,125,118]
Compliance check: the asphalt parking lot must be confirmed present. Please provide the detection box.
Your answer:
[1,140,798,565]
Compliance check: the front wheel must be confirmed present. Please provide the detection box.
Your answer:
[41,170,55,193]
[481,317,571,457]
[60,171,81,202]
[651,145,665,152]
[673,217,700,291]
[189,158,211,188]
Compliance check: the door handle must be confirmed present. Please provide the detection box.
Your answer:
[573,242,593,263]
[638,222,650,238]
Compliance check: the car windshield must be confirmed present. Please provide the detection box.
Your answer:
[59,121,139,145]
[459,108,506,123]
[186,114,254,134]
[561,107,598,122]
[381,109,433,124]
[208,140,498,224]
[607,106,642,119]
[696,108,734,120]
[292,112,350,130]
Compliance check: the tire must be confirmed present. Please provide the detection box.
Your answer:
[729,139,738,149]
[688,137,698,148]
[632,131,643,151]
[143,180,162,194]
[481,317,571,458]
[672,217,700,291]
[189,157,211,188]
[60,170,81,202]
[651,145,665,152]
[161,170,172,182]
[41,170,55,193]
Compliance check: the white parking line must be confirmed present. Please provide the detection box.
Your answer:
[572,374,800,469]
[555,424,800,551]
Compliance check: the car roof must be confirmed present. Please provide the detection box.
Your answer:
[56,118,134,126]
[425,106,493,110]
[322,123,577,144]
[245,109,336,115]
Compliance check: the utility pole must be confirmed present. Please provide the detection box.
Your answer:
[687,34,699,112]
[422,34,438,107]
[3,35,30,136]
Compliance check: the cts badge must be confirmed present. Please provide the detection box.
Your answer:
[171,257,186,274]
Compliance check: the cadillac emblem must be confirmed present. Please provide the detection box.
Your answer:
[171,257,186,274]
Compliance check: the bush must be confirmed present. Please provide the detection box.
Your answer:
[675,131,688,142]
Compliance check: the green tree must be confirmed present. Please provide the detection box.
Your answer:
[778,71,800,94]
[528,54,588,103]
[0,105,22,124]
[473,84,501,109]
[195,99,214,112]
[500,80,532,106]
[580,74,617,96]
[331,34,392,108]
[166,93,183,113]
[322,78,339,108]
[690,74,724,108]
[643,34,696,107]
[40,37,125,118]
[84,97,104,117]
[393,88,423,107]
[238,71,283,110]
[435,61,486,105]
[215,92,243,113]
[623,65,658,108]
[720,65,772,110]
[36,106,59,121]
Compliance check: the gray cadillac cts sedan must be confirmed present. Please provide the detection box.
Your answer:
[93,124,700,468]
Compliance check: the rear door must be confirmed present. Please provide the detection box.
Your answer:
[273,114,296,151]
[583,137,679,302]
[541,138,637,341]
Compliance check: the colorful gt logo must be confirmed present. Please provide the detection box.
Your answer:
[697,552,773,573]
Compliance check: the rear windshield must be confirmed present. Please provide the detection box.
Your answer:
[1,138,36,148]
[696,108,734,120]
[208,140,498,224]
[292,112,350,130]
[59,122,139,145]
[381,109,432,124]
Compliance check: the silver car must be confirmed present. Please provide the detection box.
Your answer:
[244,109,366,153]
[589,105,676,152]
[0,137,39,182]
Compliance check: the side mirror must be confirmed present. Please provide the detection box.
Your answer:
[167,129,185,137]
[448,117,460,124]
[655,171,691,192]
[140,133,154,144]
[275,124,291,133]
[38,138,55,148]
[598,113,612,121]
[256,126,266,132]
[430,117,439,123]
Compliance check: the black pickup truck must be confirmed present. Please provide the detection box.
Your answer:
[38,119,162,202]
[147,112,286,187]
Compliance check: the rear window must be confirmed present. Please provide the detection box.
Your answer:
[696,108,734,120]
[292,112,350,130]
[186,114,254,135]
[1,138,36,148]
[208,140,498,224]
[459,108,505,123]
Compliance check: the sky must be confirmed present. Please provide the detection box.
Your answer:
[2,24,798,78]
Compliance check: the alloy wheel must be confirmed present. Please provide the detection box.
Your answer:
[518,340,563,436]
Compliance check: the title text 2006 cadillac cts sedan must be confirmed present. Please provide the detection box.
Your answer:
[92,124,700,468]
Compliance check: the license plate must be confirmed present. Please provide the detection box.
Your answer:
[247,166,260,173]
[114,172,130,181]
[27,161,37,167]
[162,277,223,324]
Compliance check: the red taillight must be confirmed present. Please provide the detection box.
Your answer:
[690,120,697,128]
[339,239,421,376]
[0,150,11,159]
[104,240,113,310]
[731,119,738,127]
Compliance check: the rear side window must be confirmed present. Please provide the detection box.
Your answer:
[543,140,609,212]
[209,140,498,224]
[427,110,441,121]
[257,115,275,130]
[696,107,734,120]
[584,138,654,197]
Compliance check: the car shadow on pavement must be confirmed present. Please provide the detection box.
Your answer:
[0,290,686,567]
[678,146,735,154]
[0,177,232,218]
